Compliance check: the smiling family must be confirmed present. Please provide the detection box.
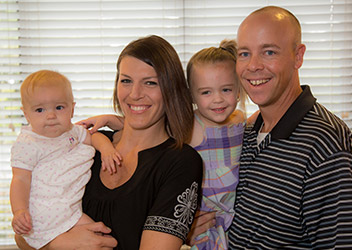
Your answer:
[10,5,352,250]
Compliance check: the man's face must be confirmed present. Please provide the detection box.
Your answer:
[236,12,304,110]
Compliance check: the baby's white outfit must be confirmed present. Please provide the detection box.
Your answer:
[11,124,95,249]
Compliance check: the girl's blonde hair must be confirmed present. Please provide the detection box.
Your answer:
[186,39,247,113]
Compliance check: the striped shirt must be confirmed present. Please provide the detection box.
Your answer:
[228,85,352,249]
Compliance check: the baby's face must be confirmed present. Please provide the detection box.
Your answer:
[22,85,75,138]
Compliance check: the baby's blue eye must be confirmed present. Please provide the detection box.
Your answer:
[56,105,64,110]
[35,108,44,113]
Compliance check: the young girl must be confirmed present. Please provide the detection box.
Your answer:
[10,70,120,249]
[186,39,246,249]
[78,39,246,250]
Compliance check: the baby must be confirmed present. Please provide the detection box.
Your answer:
[10,70,120,249]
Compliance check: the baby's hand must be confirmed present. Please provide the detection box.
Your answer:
[76,116,104,134]
[76,114,124,134]
[76,115,110,134]
[12,209,32,235]
[101,148,122,175]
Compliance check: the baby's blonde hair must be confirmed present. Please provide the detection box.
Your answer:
[186,39,247,113]
[20,70,74,107]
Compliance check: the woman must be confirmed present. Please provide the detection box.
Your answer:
[16,35,203,250]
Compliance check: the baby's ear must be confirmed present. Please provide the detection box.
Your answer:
[21,107,30,124]
[71,102,76,118]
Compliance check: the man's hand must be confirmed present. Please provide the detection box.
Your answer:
[186,211,216,246]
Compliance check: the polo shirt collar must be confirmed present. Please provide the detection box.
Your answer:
[253,85,316,139]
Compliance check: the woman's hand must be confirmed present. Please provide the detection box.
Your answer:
[46,222,117,250]
[186,211,216,246]
[14,222,119,250]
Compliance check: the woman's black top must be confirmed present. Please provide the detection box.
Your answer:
[82,131,203,250]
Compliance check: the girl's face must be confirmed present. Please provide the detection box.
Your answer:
[22,85,74,138]
[191,61,239,126]
[117,56,166,132]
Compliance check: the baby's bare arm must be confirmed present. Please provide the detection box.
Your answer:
[77,115,125,134]
[91,132,122,174]
[10,168,32,234]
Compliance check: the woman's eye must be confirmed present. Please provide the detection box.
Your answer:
[120,79,131,84]
[146,81,157,86]
[56,105,64,110]
[35,108,44,113]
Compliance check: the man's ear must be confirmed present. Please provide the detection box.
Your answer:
[71,102,76,118]
[295,44,306,69]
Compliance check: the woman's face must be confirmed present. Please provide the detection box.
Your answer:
[117,56,165,131]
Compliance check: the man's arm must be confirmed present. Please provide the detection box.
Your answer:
[186,211,216,246]
[303,152,352,248]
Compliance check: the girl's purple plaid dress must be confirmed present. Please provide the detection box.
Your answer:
[192,114,244,250]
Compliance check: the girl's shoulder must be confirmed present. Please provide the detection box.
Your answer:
[247,110,260,125]
[229,109,246,125]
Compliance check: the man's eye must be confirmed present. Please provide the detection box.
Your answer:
[35,108,44,113]
[238,52,249,57]
[56,105,64,110]
[265,50,275,56]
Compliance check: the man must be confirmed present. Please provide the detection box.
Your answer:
[188,6,352,249]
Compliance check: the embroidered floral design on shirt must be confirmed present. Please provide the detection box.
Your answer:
[144,216,189,241]
[174,181,198,225]
[68,136,77,152]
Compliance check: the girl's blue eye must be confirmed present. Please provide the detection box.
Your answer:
[223,88,232,93]
[35,108,44,113]
[201,91,210,95]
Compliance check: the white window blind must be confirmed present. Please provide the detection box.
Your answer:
[0,0,351,246]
